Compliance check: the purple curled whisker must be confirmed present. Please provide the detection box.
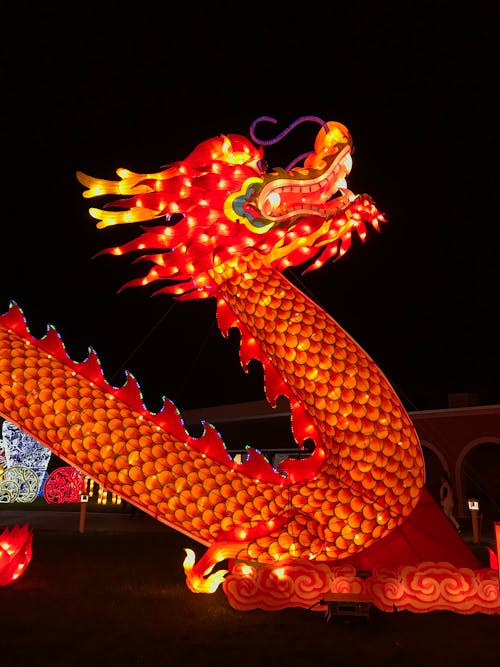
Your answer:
[250,115,330,171]
[249,115,329,147]
[286,151,314,171]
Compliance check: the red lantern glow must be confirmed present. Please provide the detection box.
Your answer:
[0,524,33,586]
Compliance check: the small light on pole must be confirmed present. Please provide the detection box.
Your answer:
[468,498,480,544]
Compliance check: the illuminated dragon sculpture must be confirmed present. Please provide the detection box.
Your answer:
[0,116,425,593]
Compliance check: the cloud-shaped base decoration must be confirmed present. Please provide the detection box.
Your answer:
[223,560,500,614]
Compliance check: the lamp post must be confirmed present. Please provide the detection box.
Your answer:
[79,494,89,534]
[467,498,480,544]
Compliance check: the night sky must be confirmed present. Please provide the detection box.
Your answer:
[1,3,498,415]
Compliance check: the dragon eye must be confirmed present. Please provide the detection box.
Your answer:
[262,192,281,216]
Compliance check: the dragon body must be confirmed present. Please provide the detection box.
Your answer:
[0,117,424,592]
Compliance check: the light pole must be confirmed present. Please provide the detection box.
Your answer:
[467,498,480,544]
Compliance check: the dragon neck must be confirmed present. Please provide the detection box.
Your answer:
[209,251,423,507]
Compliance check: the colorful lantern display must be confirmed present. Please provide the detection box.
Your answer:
[0,524,33,586]
[2,419,52,497]
[43,466,86,504]
[0,465,39,503]
[0,116,497,612]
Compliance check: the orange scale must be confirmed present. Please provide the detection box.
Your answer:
[385,489,400,506]
[37,388,52,403]
[166,494,181,512]
[63,396,80,412]
[347,511,363,529]
[124,426,140,440]
[138,493,151,507]
[219,483,234,499]
[298,530,313,548]
[339,457,355,473]
[33,416,46,433]
[185,501,199,518]
[243,500,259,518]
[179,489,194,506]
[274,494,290,510]
[174,508,187,523]
[386,517,398,532]
[366,404,381,421]
[208,489,223,506]
[337,487,352,504]
[349,447,365,463]
[117,469,130,487]
[166,452,180,467]
[59,438,72,454]
[92,461,104,475]
[196,467,211,482]
[236,489,250,505]
[125,438,139,452]
[190,483,205,500]
[389,417,403,431]
[252,495,267,512]
[230,477,243,492]
[277,532,294,550]
[350,495,365,513]
[334,535,349,551]
[96,432,111,447]
[341,523,356,541]
[374,424,389,439]
[202,477,218,492]
[112,442,127,459]
[120,484,134,498]
[360,418,376,436]
[107,470,119,485]
[127,450,141,467]
[78,397,92,411]
[196,494,211,511]
[138,432,153,448]
[233,509,250,525]
[192,455,209,470]
[191,516,206,532]
[42,412,55,429]
[201,508,215,526]
[259,505,273,521]
[360,517,375,534]
[150,488,164,505]
[399,492,412,509]
[220,516,234,532]
[132,479,146,495]
[334,503,351,520]
[290,494,307,509]
[129,466,144,482]
[360,474,376,491]
[385,460,400,476]
[368,393,382,408]
[80,422,94,437]
[248,542,261,561]
[142,461,156,477]
[92,407,106,421]
[262,487,276,501]
[327,515,343,534]
[102,458,116,473]
[156,501,170,516]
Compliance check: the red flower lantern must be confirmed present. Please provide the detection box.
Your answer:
[0,523,33,586]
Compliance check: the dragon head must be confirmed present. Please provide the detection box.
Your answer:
[77,117,384,299]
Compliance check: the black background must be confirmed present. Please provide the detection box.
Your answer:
[1,2,498,413]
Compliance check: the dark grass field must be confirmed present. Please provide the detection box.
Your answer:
[1,525,499,667]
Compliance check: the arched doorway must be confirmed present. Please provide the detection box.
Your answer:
[459,441,500,525]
